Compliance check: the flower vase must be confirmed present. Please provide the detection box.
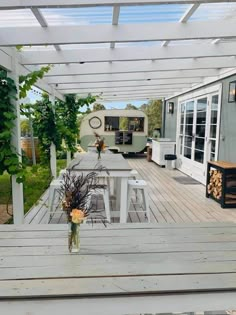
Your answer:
[68,222,80,253]
[97,150,101,160]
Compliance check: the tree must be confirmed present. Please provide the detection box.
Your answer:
[92,103,106,111]
[20,119,30,137]
[140,99,162,136]
[125,104,137,110]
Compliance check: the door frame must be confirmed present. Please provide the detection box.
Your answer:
[176,83,222,184]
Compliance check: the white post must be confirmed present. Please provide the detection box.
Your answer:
[8,52,24,224]
[49,89,57,178]
[66,151,71,167]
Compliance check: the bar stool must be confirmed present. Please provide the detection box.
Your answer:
[87,183,111,223]
[127,179,150,222]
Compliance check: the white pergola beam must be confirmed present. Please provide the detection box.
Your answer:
[46,69,220,84]
[56,78,202,89]
[44,57,236,76]
[161,3,200,47]
[1,19,236,46]
[110,5,120,49]
[31,8,47,27]
[62,89,181,95]
[57,84,193,93]
[179,3,200,23]
[20,42,236,65]
[30,8,61,53]
[1,0,236,9]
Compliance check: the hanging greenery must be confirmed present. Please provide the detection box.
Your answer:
[0,70,25,182]
[56,94,96,152]
[33,93,61,164]
[19,65,52,99]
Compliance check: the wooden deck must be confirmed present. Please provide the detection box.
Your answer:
[25,155,236,224]
[1,223,236,313]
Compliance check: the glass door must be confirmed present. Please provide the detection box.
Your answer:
[178,91,221,183]
[206,94,220,162]
[193,97,208,164]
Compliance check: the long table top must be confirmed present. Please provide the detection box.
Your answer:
[69,152,132,172]
[1,222,236,307]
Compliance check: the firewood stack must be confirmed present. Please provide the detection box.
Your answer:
[207,170,222,200]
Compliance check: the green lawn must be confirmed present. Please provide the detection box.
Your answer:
[0,159,66,217]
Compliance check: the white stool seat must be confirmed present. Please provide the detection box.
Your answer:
[130,169,138,179]
[127,179,150,222]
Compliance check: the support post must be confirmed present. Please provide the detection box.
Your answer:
[8,52,24,224]
[49,88,57,178]
[66,150,71,167]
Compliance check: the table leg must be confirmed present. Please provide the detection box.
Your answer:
[120,177,128,223]
[115,178,121,211]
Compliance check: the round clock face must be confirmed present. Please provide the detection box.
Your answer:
[89,116,102,129]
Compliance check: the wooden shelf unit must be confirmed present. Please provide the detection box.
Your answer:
[206,161,236,208]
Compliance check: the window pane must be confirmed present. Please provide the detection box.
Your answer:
[185,113,193,124]
[196,111,206,124]
[186,100,194,113]
[211,110,218,124]
[210,124,217,138]
[184,136,192,148]
[127,117,144,132]
[197,97,207,111]
[194,150,204,163]
[184,147,191,159]
[180,124,184,134]
[195,137,205,151]
[105,116,119,131]
[210,139,216,153]
[185,124,193,136]
[196,125,206,137]
[210,153,215,161]
[181,114,184,124]
[211,95,218,111]
[181,103,185,113]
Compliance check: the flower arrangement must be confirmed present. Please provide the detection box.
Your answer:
[94,132,105,159]
[59,166,108,252]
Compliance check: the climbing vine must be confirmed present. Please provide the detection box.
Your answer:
[33,93,61,164]
[0,70,25,182]
[56,94,96,152]
[19,65,52,99]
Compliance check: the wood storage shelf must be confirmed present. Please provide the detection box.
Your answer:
[206,161,236,208]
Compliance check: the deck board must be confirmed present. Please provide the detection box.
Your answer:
[25,156,236,224]
[1,223,236,309]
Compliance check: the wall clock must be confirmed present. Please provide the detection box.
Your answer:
[89,116,102,129]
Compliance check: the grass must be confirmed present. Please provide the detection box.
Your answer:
[0,159,67,219]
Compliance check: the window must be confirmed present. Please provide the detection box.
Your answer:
[104,116,119,131]
[105,116,144,132]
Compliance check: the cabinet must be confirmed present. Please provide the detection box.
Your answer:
[206,161,236,208]
[151,139,176,167]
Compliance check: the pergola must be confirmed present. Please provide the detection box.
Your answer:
[1,0,236,223]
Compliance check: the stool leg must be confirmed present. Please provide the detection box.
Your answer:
[104,188,111,223]
[142,188,150,222]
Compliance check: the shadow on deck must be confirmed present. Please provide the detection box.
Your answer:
[25,155,236,224]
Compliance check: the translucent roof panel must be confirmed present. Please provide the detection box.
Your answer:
[0,9,39,27]
[168,39,211,46]
[189,3,236,21]
[115,41,162,48]
[41,7,113,26]
[61,43,111,50]
[119,4,190,24]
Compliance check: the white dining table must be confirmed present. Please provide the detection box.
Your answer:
[68,153,132,223]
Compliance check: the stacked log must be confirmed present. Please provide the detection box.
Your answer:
[207,170,222,200]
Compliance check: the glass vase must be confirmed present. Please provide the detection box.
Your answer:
[97,150,101,160]
[68,222,80,253]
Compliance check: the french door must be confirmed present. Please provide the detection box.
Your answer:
[178,88,221,184]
